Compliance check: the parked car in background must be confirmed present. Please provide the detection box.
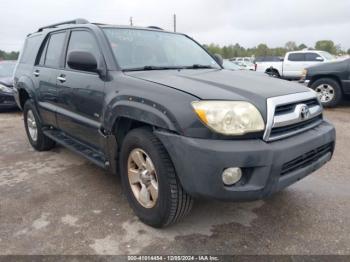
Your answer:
[300,58,350,107]
[230,57,253,63]
[256,50,336,79]
[233,61,255,71]
[223,59,241,70]
[0,60,18,110]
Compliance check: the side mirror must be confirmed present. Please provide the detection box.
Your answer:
[213,53,223,67]
[67,51,98,72]
[316,56,324,61]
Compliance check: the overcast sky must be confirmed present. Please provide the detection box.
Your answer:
[1,0,349,52]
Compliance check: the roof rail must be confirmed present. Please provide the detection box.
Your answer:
[147,26,164,30]
[37,18,89,32]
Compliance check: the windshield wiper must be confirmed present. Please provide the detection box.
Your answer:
[184,64,217,69]
[123,66,183,72]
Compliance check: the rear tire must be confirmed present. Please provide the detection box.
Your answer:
[23,100,55,151]
[266,69,280,78]
[310,78,342,107]
[120,127,193,228]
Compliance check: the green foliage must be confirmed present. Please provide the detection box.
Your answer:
[0,50,19,60]
[314,40,337,54]
[298,43,308,50]
[204,41,345,59]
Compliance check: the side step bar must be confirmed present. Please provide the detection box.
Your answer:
[43,129,107,169]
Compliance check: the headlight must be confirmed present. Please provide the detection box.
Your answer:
[192,101,265,135]
[0,84,13,94]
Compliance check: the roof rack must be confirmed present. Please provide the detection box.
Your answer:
[147,26,164,30]
[37,18,89,32]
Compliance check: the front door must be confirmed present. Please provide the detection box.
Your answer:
[56,29,105,149]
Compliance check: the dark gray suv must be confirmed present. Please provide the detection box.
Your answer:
[14,19,335,227]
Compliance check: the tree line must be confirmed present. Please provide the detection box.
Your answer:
[0,50,19,60]
[203,40,350,59]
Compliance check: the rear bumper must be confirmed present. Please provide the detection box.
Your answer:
[0,92,18,109]
[155,120,335,201]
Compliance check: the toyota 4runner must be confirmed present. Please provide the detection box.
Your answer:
[14,19,336,227]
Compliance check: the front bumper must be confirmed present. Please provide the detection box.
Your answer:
[299,79,310,86]
[0,92,18,109]
[155,120,335,201]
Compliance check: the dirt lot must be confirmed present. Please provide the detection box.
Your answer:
[0,105,349,255]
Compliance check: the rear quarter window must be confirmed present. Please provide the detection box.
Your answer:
[19,35,43,65]
[288,53,305,62]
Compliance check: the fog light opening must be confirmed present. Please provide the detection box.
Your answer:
[222,167,242,186]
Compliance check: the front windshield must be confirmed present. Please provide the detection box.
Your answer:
[320,51,336,61]
[0,61,16,78]
[103,28,220,70]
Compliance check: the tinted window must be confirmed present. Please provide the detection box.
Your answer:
[45,32,66,68]
[305,53,322,61]
[20,35,42,64]
[288,53,305,61]
[36,37,49,66]
[66,31,100,68]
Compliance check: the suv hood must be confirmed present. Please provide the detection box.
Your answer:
[307,58,349,72]
[125,69,309,112]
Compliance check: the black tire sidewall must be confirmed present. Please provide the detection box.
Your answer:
[311,78,342,107]
[120,129,173,227]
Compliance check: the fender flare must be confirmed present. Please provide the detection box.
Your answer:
[103,98,181,134]
[16,75,37,107]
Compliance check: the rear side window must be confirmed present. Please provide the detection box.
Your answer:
[305,53,323,61]
[20,35,42,64]
[288,53,305,62]
[65,30,100,68]
[45,32,66,68]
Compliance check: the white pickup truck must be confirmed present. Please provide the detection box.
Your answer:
[255,50,336,80]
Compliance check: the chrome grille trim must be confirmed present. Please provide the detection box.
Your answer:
[263,92,323,142]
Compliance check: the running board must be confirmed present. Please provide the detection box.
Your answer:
[43,129,107,169]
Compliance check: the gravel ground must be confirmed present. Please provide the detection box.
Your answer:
[0,105,349,255]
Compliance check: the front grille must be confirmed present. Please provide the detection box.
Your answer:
[281,142,333,176]
[270,115,323,138]
[275,98,319,115]
[264,93,324,142]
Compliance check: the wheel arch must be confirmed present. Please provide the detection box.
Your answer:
[310,74,343,90]
[104,100,182,175]
[265,67,280,77]
[16,76,37,110]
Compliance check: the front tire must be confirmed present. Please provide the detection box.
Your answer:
[310,78,342,107]
[23,100,55,151]
[120,127,193,228]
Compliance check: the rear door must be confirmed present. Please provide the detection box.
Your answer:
[34,31,67,127]
[304,52,324,67]
[283,53,306,79]
[56,29,105,149]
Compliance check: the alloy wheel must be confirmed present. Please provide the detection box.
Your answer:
[315,84,335,103]
[127,148,159,208]
[27,110,38,142]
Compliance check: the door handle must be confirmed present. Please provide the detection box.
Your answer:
[57,75,66,83]
[33,70,40,77]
